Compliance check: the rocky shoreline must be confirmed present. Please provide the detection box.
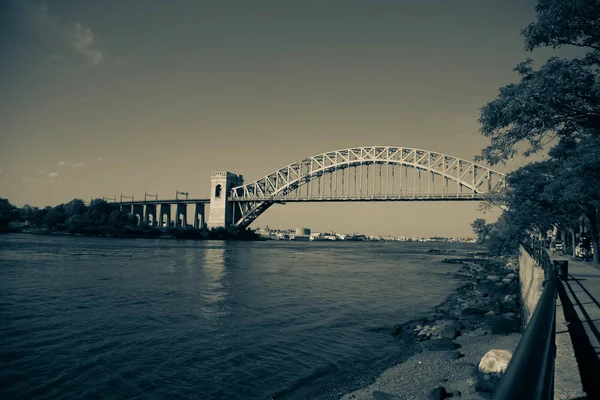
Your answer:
[341,256,523,400]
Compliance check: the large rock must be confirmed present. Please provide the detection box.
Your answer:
[461,308,488,320]
[372,391,400,400]
[421,338,460,351]
[440,325,460,339]
[483,316,520,335]
[427,386,447,400]
[450,321,465,331]
[478,349,512,374]
[441,350,461,360]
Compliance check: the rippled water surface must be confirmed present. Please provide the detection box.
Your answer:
[0,234,478,399]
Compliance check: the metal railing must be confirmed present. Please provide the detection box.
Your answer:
[493,239,556,400]
[230,192,495,202]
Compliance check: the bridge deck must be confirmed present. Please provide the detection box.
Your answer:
[115,199,210,206]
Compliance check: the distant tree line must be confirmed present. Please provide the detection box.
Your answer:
[0,197,259,240]
[472,0,600,265]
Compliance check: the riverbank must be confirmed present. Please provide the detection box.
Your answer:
[275,256,523,400]
[338,257,523,399]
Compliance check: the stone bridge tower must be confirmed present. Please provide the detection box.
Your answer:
[207,171,244,229]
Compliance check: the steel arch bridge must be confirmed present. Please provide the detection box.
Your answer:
[230,146,505,228]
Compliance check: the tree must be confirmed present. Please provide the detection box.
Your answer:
[43,204,67,229]
[477,0,600,165]
[504,161,557,235]
[0,198,19,227]
[476,0,600,264]
[471,218,492,245]
[478,56,600,164]
[471,213,522,256]
[486,212,523,256]
[65,199,87,218]
[20,205,47,227]
[522,0,600,51]
[546,136,600,264]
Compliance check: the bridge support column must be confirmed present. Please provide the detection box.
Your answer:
[144,204,157,226]
[207,171,244,229]
[194,204,205,229]
[176,203,187,227]
[159,204,171,227]
[132,205,144,226]
[121,205,133,215]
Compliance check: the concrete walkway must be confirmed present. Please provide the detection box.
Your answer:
[550,253,600,399]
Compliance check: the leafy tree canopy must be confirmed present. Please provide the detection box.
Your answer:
[477,0,600,165]
[522,0,600,51]
[471,218,492,245]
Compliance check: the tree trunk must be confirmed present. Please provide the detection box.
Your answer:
[587,207,599,265]
[570,228,577,256]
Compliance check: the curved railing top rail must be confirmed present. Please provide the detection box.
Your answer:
[231,146,506,198]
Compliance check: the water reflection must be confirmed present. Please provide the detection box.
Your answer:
[183,246,197,269]
[198,243,228,320]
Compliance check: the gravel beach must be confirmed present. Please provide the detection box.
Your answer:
[341,332,521,400]
[339,256,524,400]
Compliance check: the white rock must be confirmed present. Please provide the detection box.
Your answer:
[478,349,512,374]
[485,311,496,316]
[501,278,512,285]
[486,275,500,282]
[506,273,516,280]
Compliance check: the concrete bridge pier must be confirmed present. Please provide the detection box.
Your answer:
[132,205,144,226]
[176,203,187,227]
[121,205,133,215]
[144,204,157,226]
[159,204,171,227]
[194,203,205,229]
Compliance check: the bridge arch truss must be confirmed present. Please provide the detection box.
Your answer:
[231,146,505,228]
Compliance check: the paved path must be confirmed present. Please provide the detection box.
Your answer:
[550,253,600,398]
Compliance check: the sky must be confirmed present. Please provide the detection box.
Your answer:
[0,0,582,237]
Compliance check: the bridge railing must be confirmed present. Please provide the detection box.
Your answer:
[493,238,556,400]
[231,193,497,201]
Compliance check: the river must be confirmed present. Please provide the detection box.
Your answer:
[0,234,479,399]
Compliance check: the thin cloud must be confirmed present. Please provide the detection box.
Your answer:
[72,22,104,66]
[97,157,105,162]
[49,53,65,61]
[20,0,105,67]
[47,172,60,178]
[57,161,87,167]
[22,177,54,185]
